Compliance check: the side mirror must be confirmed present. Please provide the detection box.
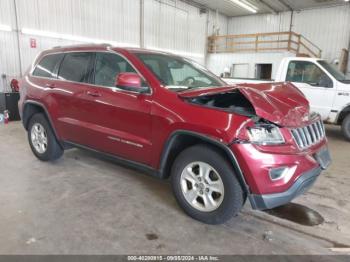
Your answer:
[115,73,149,93]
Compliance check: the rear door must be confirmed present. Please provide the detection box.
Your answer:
[285,60,336,120]
[72,52,153,164]
[51,52,95,144]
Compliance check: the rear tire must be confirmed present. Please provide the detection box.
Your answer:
[341,114,350,141]
[171,145,244,224]
[27,113,64,161]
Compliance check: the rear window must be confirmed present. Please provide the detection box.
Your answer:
[32,54,63,78]
[58,52,93,83]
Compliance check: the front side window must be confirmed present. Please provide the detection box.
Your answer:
[32,54,63,78]
[94,53,136,87]
[58,52,93,83]
[286,61,333,88]
[135,53,225,91]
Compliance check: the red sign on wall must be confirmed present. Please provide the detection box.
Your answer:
[30,38,37,48]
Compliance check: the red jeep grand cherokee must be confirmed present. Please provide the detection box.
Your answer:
[18,44,331,224]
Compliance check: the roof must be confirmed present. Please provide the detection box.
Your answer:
[47,44,174,55]
[191,0,349,17]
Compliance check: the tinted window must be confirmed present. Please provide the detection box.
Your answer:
[32,54,63,78]
[58,52,93,83]
[94,53,136,87]
[286,61,333,87]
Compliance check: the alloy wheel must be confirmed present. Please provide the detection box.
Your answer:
[31,123,48,154]
[180,161,224,212]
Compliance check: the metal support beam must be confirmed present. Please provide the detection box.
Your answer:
[13,0,23,77]
[278,0,293,11]
[257,0,278,14]
[140,0,144,48]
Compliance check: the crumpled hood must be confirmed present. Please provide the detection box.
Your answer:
[178,82,310,127]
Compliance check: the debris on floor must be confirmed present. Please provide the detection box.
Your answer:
[26,238,36,245]
[262,231,273,242]
[146,233,159,241]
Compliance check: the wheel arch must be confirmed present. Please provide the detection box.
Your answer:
[22,100,61,143]
[158,130,250,194]
[337,104,350,125]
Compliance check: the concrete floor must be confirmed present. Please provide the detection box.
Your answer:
[0,122,350,255]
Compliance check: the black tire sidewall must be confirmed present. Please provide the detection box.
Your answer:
[28,113,63,161]
[342,115,350,141]
[171,145,244,224]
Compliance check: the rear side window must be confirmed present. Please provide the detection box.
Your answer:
[32,54,63,78]
[94,53,136,87]
[58,52,93,83]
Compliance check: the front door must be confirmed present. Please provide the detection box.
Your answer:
[76,52,153,165]
[286,60,335,120]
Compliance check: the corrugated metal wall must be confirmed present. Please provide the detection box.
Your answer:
[208,9,228,36]
[0,0,218,92]
[293,6,350,61]
[228,11,291,35]
[0,0,20,91]
[206,51,295,78]
[143,0,208,63]
[227,4,350,62]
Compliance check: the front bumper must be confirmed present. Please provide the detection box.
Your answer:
[248,166,321,210]
[230,139,331,210]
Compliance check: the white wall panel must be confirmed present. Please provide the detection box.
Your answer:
[16,0,141,45]
[143,0,207,63]
[0,0,215,91]
[0,0,16,26]
[206,52,295,78]
[292,5,350,61]
[0,0,19,92]
[208,9,228,36]
[0,31,21,92]
[227,5,350,63]
[228,12,291,35]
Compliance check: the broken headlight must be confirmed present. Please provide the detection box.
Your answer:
[247,125,285,145]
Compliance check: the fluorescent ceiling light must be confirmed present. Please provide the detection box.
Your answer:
[229,0,258,13]
[21,28,139,47]
[0,24,12,32]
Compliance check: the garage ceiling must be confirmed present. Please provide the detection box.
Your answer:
[190,0,349,16]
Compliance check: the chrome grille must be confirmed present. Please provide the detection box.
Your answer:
[291,120,325,149]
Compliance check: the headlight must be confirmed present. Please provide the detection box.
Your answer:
[247,125,285,145]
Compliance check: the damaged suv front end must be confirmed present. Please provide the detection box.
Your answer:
[179,82,331,210]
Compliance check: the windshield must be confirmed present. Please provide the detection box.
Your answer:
[318,60,350,82]
[134,53,225,91]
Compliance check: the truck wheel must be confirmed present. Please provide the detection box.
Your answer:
[341,114,350,141]
[28,113,64,161]
[171,145,244,224]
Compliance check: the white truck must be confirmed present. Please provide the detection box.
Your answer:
[223,57,350,141]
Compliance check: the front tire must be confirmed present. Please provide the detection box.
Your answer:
[28,113,64,161]
[341,114,350,141]
[171,145,244,224]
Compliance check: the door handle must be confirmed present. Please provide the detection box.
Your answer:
[86,91,102,97]
[45,83,55,89]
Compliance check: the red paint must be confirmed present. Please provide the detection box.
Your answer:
[116,72,142,89]
[18,45,329,196]
[30,38,36,48]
